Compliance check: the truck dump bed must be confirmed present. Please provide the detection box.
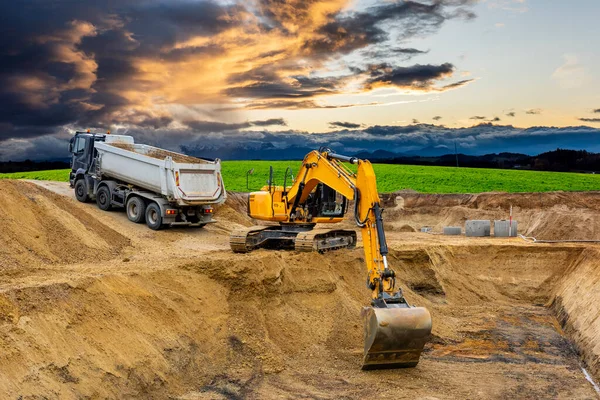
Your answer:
[95,136,226,206]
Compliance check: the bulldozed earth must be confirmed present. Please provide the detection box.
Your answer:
[1,179,600,399]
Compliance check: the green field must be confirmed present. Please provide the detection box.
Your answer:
[2,162,600,193]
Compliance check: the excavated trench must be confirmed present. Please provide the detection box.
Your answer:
[1,245,599,399]
[0,181,599,399]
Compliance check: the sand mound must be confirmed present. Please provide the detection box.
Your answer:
[213,192,253,229]
[0,181,129,270]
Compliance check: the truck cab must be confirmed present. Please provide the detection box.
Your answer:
[68,132,106,188]
[68,132,109,203]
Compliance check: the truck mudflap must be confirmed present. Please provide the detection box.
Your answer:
[361,306,432,370]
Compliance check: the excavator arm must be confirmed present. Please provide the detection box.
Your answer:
[283,149,432,369]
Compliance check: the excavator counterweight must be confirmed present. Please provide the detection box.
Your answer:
[231,148,432,369]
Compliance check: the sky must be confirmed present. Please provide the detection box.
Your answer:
[1,0,599,161]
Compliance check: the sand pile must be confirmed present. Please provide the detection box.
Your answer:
[0,181,129,271]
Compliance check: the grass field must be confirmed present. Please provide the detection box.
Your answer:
[2,162,600,193]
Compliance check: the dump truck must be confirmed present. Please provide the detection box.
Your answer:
[69,131,226,230]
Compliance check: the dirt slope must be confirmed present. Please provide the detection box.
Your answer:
[382,191,600,240]
[0,180,599,399]
[0,181,129,270]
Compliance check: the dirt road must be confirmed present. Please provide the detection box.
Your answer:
[0,180,598,399]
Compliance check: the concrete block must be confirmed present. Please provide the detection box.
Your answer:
[443,227,462,235]
[421,227,432,233]
[494,220,518,237]
[465,220,491,237]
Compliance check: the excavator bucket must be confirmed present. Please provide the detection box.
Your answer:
[361,306,432,370]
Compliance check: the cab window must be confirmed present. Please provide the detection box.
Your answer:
[74,137,86,154]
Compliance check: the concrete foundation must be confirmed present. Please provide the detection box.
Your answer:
[494,220,518,237]
[465,220,491,237]
[443,227,462,235]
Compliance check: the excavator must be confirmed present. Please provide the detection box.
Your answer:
[230,148,432,369]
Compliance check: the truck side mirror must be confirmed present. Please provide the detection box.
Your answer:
[68,137,74,153]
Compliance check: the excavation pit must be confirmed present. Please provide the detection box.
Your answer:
[0,181,599,399]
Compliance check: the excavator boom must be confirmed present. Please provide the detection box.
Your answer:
[231,149,432,369]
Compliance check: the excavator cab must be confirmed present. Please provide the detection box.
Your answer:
[305,184,347,219]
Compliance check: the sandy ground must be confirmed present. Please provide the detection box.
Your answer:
[0,180,598,399]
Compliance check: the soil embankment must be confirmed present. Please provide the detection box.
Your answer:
[381,191,600,240]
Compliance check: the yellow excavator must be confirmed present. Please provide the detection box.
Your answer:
[230,148,432,369]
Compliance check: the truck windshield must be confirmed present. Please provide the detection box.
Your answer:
[74,137,86,154]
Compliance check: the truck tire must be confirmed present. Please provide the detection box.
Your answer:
[74,179,89,203]
[126,196,146,223]
[96,186,112,211]
[145,202,164,230]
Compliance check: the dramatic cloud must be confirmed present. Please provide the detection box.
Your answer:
[329,121,362,129]
[580,118,600,123]
[0,0,479,153]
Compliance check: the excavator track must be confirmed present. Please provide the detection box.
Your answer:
[295,228,357,253]
[229,226,272,253]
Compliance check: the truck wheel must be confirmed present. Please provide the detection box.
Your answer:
[96,186,112,211]
[145,202,163,230]
[126,197,146,223]
[74,179,89,203]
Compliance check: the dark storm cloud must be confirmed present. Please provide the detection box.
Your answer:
[0,0,247,142]
[364,63,455,90]
[329,121,362,129]
[301,1,473,56]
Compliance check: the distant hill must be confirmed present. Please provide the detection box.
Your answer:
[0,160,70,174]
[360,149,600,172]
